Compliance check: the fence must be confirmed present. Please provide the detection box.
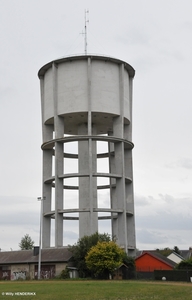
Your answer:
[154,270,192,282]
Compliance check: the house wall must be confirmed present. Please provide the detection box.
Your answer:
[29,264,35,279]
[34,263,68,279]
[11,264,30,280]
[55,262,67,276]
[10,264,36,280]
[5,262,68,280]
[34,264,55,279]
[135,253,173,272]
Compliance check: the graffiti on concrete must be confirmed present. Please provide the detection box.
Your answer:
[41,267,55,279]
[0,270,10,280]
[3,272,9,278]
[12,271,26,280]
[2,271,10,279]
[34,265,55,279]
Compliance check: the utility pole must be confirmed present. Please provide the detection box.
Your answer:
[37,196,46,280]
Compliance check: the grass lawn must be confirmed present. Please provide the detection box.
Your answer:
[0,280,192,300]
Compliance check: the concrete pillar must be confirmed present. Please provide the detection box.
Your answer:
[52,63,64,247]
[78,124,98,237]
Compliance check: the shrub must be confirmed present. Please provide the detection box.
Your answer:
[59,268,70,279]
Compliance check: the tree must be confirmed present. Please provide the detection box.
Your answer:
[173,246,181,255]
[19,234,34,250]
[58,268,70,279]
[122,252,135,269]
[122,252,136,279]
[85,241,124,279]
[176,258,192,270]
[69,232,111,278]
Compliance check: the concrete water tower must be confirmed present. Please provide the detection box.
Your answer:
[38,55,136,256]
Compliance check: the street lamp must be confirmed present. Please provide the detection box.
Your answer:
[37,196,46,280]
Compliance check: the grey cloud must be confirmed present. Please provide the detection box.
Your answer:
[135,195,151,206]
[136,209,192,231]
[0,211,38,227]
[64,231,79,240]
[166,158,192,169]
[137,229,169,245]
[0,196,39,228]
[116,28,150,47]
[182,21,192,31]
[158,194,175,203]
[135,193,192,233]
[0,86,17,100]
[136,227,192,249]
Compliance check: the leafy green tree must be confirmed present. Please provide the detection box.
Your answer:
[122,252,136,279]
[19,234,34,250]
[69,232,111,278]
[176,258,192,270]
[85,241,124,279]
[122,252,135,269]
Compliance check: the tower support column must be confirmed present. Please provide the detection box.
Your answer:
[78,124,98,237]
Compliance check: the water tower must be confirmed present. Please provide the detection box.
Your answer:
[38,55,136,256]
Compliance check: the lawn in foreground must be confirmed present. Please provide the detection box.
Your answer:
[0,280,192,300]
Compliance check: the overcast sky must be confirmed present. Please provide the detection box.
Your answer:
[0,0,192,252]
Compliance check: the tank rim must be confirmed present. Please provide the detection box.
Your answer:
[38,54,135,78]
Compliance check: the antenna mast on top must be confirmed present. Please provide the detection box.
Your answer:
[84,10,89,54]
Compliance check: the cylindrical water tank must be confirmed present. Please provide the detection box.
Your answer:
[38,55,136,255]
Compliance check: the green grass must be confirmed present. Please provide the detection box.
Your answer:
[0,280,192,300]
